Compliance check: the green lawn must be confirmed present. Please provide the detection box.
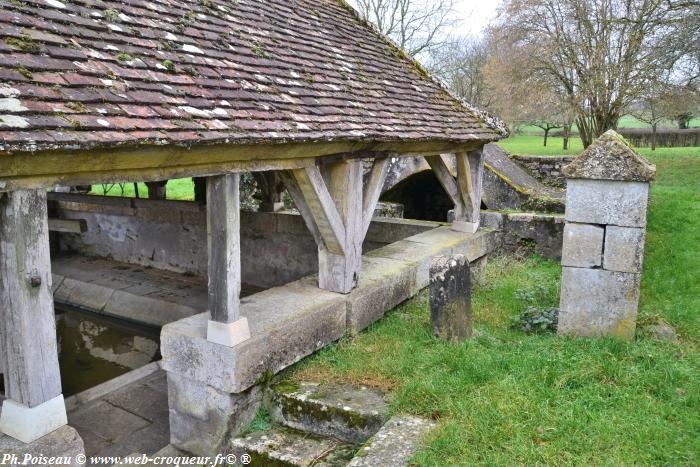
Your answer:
[518,115,700,135]
[89,178,195,200]
[286,149,700,464]
[498,134,700,159]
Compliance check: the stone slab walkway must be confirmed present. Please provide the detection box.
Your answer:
[52,254,263,327]
[67,369,170,463]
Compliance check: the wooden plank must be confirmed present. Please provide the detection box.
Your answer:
[0,140,483,192]
[361,157,390,238]
[47,218,87,234]
[206,174,241,324]
[0,190,63,408]
[425,154,463,208]
[290,167,346,256]
[318,159,363,293]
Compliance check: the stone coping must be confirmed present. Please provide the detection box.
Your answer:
[162,227,500,394]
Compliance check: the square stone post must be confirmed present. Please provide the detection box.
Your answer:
[0,190,68,443]
[430,254,472,342]
[206,174,251,347]
[558,130,656,340]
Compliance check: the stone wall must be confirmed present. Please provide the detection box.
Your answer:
[511,155,575,188]
[481,211,565,260]
[49,194,438,289]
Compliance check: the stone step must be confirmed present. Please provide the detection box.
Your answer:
[347,415,436,467]
[229,426,356,467]
[270,381,388,444]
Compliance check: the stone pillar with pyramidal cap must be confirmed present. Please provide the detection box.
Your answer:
[558,130,656,340]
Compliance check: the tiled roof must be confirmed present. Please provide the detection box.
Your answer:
[0,0,503,154]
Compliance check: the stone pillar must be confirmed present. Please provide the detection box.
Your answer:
[558,130,656,340]
[0,190,69,443]
[430,254,472,342]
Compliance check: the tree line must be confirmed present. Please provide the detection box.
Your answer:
[350,0,700,149]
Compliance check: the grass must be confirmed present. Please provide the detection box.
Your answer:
[498,134,700,159]
[286,148,700,464]
[518,115,700,134]
[89,178,195,200]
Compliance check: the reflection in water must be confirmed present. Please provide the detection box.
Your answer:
[55,305,161,396]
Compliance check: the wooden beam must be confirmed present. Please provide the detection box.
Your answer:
[289,167,346,256]
[279,171,324,248]
[0,140,484,192]
[206,175,250,347]
[425,154,462,208]
[47,218,87,234]
[317,159,363,293]
[361,157,390,238]
[0,190,63,408]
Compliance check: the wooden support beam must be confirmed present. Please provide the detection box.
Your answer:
[206,174,250,347]
[318,159,363,293]
[361,157,390,238]
[47,218,87,234]
[281,161,363,294]
[426,150,485,233]
[0,189,67,442]
[289,167,347,256]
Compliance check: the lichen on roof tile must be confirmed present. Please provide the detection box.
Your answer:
[0,0,502,154]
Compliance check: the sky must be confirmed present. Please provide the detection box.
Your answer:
[451,0,501,36]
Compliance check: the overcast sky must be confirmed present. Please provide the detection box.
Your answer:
[451,0,501,36]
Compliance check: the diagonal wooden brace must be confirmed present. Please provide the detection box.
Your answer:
[426,150,484,233]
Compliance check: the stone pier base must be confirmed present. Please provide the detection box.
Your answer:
[0,426,85,467]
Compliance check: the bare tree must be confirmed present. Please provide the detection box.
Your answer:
[492,0,692,147]
[428,36,492,108]
[350,0,457,57]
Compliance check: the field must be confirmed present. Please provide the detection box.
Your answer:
[517,115,700,135]
[284,148,700,465]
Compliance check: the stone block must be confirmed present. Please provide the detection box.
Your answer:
[0,426,85,467]
[558,267,641,340]
[561,223,604,268]
[430,255,472,342]
[161,281,346,394]
[345,256,417,335]
[603,226,646,273]
[347,415,436,467]
[565,179,649,227]
[270,381,387,444]
[103,291,196,327]
[54,278,114,312]
[167,373,261,456]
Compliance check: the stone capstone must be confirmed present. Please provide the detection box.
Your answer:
[429,254,472,342]
[563,130,656,182]
[561,223,604,268]
[558,267,641,340]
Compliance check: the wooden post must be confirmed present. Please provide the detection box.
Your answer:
[426,150,484,233]
[206,174,251,347]
[146,180,168,200]
[318,159,363,293]
[0,190,68,443]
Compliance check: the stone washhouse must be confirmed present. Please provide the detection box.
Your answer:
[0,0,507,460]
